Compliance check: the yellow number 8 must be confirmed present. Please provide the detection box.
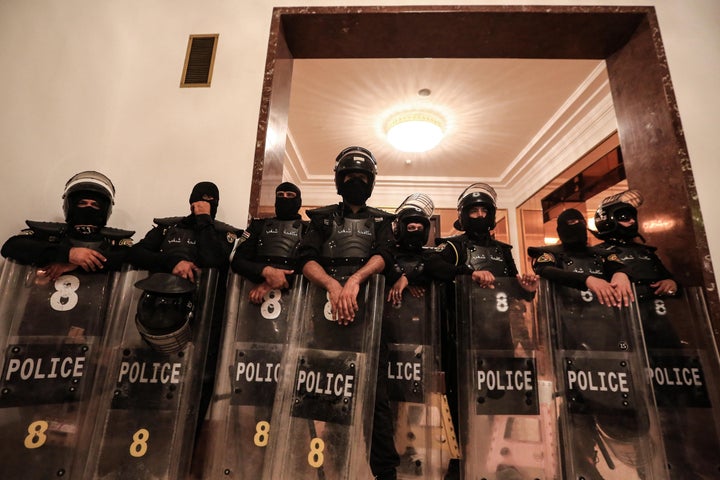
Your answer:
[308,437,325,468]
[24,420,48,449]
[130,428,149,457]
[254,421,270,447]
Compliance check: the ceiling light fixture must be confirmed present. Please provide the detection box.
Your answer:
[385,110,445,153]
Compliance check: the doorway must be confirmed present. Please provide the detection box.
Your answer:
[248,6,718,333]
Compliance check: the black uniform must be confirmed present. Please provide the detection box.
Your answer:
[129,214,238,273]
[1,220,133,270]
[298,201,400,478]
[231,216,307,282]
[597,240,680,349]
[129,212,239,428]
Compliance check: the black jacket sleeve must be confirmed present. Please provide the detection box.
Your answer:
[230,219,266,283]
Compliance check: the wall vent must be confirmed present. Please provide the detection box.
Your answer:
[181,34,218,87]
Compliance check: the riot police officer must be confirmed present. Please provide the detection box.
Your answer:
[231,182,307,304]
[297,146,399,480]
[592,189,680,348]
[1,170,133,279]
[434,182,538,299]
[129,181,239,280]
[129,181,240,437]
[529,208,629,308]
[529,208,642,480]
[385,193,455,305]
[432,183,538,480]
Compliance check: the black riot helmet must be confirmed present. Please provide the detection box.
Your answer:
[334,146,378,195]
[62,171,115,226]
[456,182,497,232]
[134,273,196,354]
[593,189,644,241]
[393,193,434,250]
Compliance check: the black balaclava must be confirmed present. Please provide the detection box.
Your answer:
[557,208,588,248]
[66,191,110,234]
[189,182,219,218]
[459,202,495,241]
[397,212,430,252]
[275,182,302,220]
[338,175,372,206]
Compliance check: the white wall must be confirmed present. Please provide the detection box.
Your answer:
[1,1,718,274]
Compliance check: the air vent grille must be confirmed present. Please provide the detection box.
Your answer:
[181,34,218,87]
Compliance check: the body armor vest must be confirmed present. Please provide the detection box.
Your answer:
[256,219,303,267]
[555,248,605,307]
[465,242,511,277]
[159,225,198,260]
[608,243,664,283]
[393,254,425,281]
[320,217,375,262]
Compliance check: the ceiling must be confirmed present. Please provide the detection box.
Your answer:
[284,57,615,211]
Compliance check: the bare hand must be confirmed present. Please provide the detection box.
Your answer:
[471,270,496,288]
[39,263,79,281]
[68,247,106,272]
[586,276,621,307]
[408,285,426,298]
[517,273,539,292]
[262,266,293,290]
[249,282,273,304]
[191,201,212,216]
[335,276,361,325]
[387,275,409,305]
[651,279,678,296]
[610,272,634,306]
[172,260,201,282]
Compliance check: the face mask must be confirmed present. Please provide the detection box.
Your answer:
[616,222,639,240]
[339,178,371,206]
[399,230,426,252]
[558,222,587,247]
[67,204,107,230]
[465,216,493,237]
[275,197,301,220]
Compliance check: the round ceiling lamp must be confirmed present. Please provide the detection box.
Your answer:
[385,110,446,153]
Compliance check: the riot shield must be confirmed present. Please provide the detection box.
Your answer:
[455,276,556,480]
[0,259,118,479]
[81,268,218,479]
[383,282,455,479]
[540,280,667,480]
[203,273,298,478]
[637,287,720,478]
[263,275,384,480]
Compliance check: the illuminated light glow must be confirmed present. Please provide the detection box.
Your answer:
[544,237,560,245]
[643,219,676,232]
[385,111,445,153]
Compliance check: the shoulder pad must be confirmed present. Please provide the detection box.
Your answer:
[213,220,242,233]
[307,205,339,219]
[435,234,463,245]
[494,239,513,250]
[528,245,562,258]
[365,206,394,219]
[25,220,66,235]
[153,216,184,227]
[100,226,135,240]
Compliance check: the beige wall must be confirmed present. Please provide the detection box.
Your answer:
[0,1,718,273]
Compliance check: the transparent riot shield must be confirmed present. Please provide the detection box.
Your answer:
[81,268,218,480]
[0,259,118,479]
[263,275,384,480]
[455,276,556,480]
[383,282,455,479]
[637,287,720,478]
[203,273,298,478]
[539,280,668,480]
